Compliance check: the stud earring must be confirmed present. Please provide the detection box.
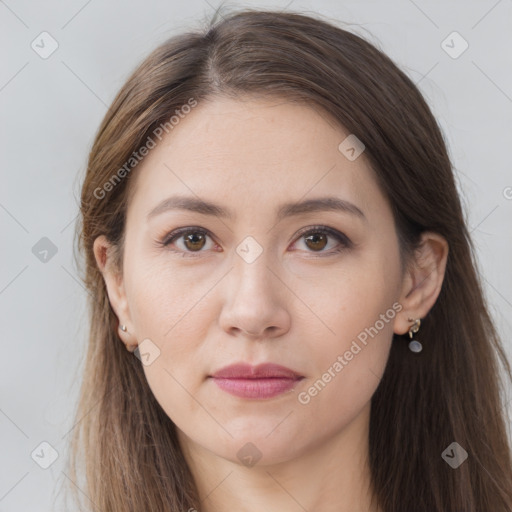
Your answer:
[407,318,422,353]
[119,324,137,352]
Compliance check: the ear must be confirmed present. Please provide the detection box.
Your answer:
[393,231,449,335]
[93,235,138,351]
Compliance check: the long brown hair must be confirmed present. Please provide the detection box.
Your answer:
[67,7,512,511]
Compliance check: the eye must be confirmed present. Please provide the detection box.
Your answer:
[159,225,351,257]
[161,227,217,256]
[290,225,352,255]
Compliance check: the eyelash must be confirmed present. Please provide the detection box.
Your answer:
[158,225,352,258]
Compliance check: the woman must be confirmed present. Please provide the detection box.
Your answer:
[67,7,512,511]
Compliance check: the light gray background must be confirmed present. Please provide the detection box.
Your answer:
[1,1,511,510]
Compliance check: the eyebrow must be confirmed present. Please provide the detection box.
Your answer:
[146,195,367,223]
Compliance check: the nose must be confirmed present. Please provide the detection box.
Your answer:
[218,252,291,340]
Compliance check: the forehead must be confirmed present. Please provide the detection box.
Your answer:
[126,95,384,222]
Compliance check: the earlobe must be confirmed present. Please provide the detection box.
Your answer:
[118,324,138,352]
[393,231,449,335]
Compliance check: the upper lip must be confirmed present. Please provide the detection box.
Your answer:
[210,363,303,380]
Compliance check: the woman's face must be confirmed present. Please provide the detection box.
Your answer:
[113,96,406,465]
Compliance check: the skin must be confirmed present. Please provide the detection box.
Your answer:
[94,95,448,512]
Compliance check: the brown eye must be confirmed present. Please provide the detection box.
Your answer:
[304,232,328,251]
[293,226,352,255]
[161,225,351,258]
[162,227,214,256]
[182,232,207,251]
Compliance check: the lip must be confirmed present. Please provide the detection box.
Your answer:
[211,363,302,380]
[209,363,304,399]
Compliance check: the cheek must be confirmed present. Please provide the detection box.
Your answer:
[124,258,219,425]
[293,246,400,419]
[135,297,213,434]
[295,315,393,444]
[296,247,400,355]
[125,251,214,339]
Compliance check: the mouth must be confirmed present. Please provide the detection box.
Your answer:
[209,363,304,399]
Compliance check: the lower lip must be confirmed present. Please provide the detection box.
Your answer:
[211,377,302,399]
